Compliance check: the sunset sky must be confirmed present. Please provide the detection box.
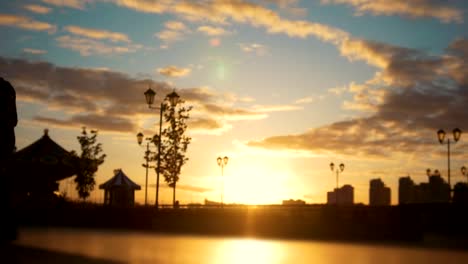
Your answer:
[1,0,468,205]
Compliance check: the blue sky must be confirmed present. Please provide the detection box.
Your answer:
[1,0,468,205]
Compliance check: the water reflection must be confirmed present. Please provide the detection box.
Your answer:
[14,228,468,264]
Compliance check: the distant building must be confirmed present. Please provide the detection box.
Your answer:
[327,185,354,205]
[399,176,416,204]
[99,169,141,207]
[282,199,306,206]
[369,178,391,206]
[398,174,450,204]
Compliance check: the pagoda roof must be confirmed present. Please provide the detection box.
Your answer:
[11,129,77,182]
[99,169,141,190]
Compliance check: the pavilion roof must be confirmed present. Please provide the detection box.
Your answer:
[99,169,141,190]
[11,129,77,182]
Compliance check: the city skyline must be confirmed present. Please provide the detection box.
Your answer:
[1,0,468,205]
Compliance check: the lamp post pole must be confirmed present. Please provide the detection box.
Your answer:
[437,128,462,192]
[137,133,155,206]
[217,156,228,208]
[143,87,180,209]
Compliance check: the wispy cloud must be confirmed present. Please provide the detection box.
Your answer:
[321,0,463,23]
[23,4,52,14]
[157,65,191,78]
[42,0,91,10]
[239,43,269,56]
[56,35,141,56]
[64,25,131,42]
[0,14,56,33]
[252,104,302,113]
[23,48,48,55]
[197,25,231,36]
[294,96,316,104]
[156,20,190,45]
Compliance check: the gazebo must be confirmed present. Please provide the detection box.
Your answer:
[99,169,141,207]
[8,129,77,202]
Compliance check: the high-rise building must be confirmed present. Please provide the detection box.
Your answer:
[327,185,354,205]
[369,178,391,206]
[399,176,415,204]
[398,174,450,204]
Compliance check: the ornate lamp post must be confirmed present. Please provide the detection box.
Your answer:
[217,156,228,207]
[426,168,441,179]
[330,162,344,205]
[330,162,345,189]
[137,132,155,206]
[462,166,468,183]
[437,128,462,190]
[144,86,180,209]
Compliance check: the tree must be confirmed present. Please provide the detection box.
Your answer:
[72,128,106,200]
[158,95,192,206]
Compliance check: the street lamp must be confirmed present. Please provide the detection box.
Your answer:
[461,166,467,183]
[137,132,155,206]
[144,86,180,209]
[426,168,441,179]
[217,156,228,207]
[437,128,462,190]
[330,162,345,189]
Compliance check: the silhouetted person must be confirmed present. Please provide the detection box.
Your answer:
[0,77,18,242]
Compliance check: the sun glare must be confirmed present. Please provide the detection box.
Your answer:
[220,160,291,205]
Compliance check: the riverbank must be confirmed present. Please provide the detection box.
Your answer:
[12,202,468,250]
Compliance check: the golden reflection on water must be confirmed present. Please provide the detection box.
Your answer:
[15,227,468,264]
[211,238,285,264]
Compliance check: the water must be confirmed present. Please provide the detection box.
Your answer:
[14,227,468,264]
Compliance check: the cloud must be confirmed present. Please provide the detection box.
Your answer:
[263,0,308,17]
[156,20,190,45]
[239,43,269,56]
[42,0,91,10]
[111,0,171,13]
[0,14,57,33]
[64,25,131,42]
[0,56,267,135]
[197,25,231,36]
[248,38,468,159]
[23,4,52,14]
[328,86,347,96]
[107,0,350,43]
[252,104,302,112]
[157,65,191,77]
[321,0,463,23]
[34,114,135,133]
[23,48,48,55]
[164,20,187,31]
[294,96,316,104]
[56,35,141,56]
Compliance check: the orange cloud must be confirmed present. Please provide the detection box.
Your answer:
[197,25,230,36]
[23,4,52,14]
[0,14,56,33]
[42,0,91,10]
[64,25,131,42]
[321,0,463,23]
[56,35,141,56]
[157,65,191,77]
